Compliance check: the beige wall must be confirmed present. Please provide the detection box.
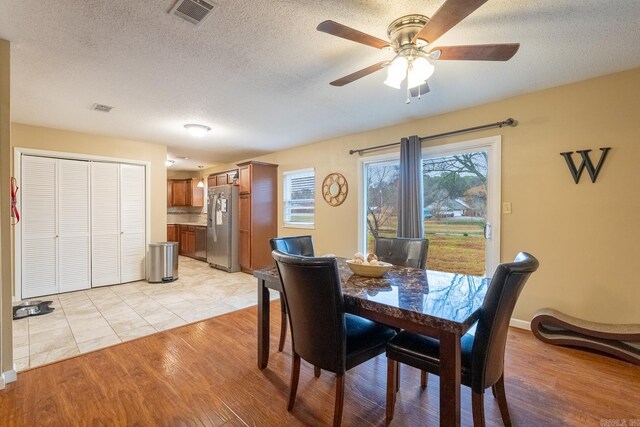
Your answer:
[0,40,12,376]
[212,68,640,325]
[167,170,200,179]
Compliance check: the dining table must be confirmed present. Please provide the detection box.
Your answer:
[253,257,489,427]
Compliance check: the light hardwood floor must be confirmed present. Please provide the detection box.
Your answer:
[1,301,639,426]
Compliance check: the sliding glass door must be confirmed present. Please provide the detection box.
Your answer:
[361,136,501,276]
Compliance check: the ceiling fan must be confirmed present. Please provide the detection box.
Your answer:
[317,0,520,102]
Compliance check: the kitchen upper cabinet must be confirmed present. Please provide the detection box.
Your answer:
[168,179,203,207]
[236,161,278,273]
[208,169,238,188]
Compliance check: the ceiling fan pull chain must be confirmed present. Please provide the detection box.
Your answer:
[405,84,411,104]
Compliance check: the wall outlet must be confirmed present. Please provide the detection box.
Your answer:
[502,202,512,214]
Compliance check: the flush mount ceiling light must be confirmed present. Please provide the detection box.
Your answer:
[317,0,520,103]
[165,160,175,167]
[184,123,211,137]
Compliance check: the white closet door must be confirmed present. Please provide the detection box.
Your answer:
[58,159,91,293]
[22,156,57,298]
[91,162,121,287]
[120,164,146,283]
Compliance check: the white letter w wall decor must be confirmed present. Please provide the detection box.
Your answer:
[560,147,611,184]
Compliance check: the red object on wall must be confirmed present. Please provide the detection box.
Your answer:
[10,177,19,224]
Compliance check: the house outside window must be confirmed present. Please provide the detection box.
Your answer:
[283,168,315,228]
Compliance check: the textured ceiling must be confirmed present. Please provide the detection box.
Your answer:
[1,0,640,170]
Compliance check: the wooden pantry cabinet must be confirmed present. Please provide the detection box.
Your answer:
[236,161,278,273]
[167,178,203,207]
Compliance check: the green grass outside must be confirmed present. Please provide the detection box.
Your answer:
[366,217,486,276]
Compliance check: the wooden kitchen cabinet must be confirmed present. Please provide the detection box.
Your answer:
[167,224,178,242]
[238,164,251,194]
[179,225,196,256]
[236,161,278,273]
[168,179,203,207]
[207,169,238,188]
[195,226,207,261]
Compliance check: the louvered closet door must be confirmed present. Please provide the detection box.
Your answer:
[21,156,57,298]
[120,164,146,283]
[57,159,91,293]
[91,162,121,287]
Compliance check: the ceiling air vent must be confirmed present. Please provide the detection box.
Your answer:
[91,103,114,113]
[169,0,215,26]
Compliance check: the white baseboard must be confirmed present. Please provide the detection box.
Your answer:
[0,367,17,389]
[509,318,531,331]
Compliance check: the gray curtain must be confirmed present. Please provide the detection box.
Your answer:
[397,135,424,238]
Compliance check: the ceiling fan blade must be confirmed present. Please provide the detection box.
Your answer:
[410,82,430,98]
[412,0,487,45]
[329,61,387,87]
[317,20,391,50]
[430,44,520,61]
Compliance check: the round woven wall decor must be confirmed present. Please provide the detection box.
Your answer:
[322,173,348,206]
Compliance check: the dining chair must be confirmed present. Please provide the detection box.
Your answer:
[374,237,429,269]
[272,250,396,427]
[374,236,429,389]
[385,252,539,426]
[269,236,315,352]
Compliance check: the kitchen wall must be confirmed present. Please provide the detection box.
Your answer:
[208,67,640,325]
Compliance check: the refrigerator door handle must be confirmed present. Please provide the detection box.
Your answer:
[212,193,219,242]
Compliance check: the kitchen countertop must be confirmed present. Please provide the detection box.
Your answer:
[168,222,207,227]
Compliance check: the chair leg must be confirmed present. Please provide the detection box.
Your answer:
[287,353,301,411]
[420,370,428,389]
[395,363,400,392]
[471,391,486,427]
[333,373,345,427]
[493,374,512,427]
[278,293,287,352]
[314,366,321,377]
[386,358,397,424]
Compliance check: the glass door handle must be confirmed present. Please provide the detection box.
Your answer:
[484,223,491,240]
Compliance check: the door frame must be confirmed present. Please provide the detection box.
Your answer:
[13,147,151,301]
[358,135,501,275]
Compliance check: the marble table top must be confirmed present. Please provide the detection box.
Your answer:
[255,258,490,334]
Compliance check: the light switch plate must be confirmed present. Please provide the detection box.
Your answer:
[502,202,512,214]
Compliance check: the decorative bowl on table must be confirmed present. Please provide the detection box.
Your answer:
[346,260,392,278]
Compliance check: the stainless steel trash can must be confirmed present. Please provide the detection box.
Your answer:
[148,242,179,283]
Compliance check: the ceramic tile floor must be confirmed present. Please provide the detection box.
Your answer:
[12,256,278,371]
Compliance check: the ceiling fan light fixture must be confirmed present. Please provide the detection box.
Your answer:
[165,160,175,167]
[184,123,211,137]
[384,55,408,89]
[407,56,435,89]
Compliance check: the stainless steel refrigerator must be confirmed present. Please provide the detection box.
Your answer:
[207,185,240,272]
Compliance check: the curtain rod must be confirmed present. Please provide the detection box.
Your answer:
[348,118,517,156]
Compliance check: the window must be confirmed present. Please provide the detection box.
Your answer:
[283,168,315,228]
[363,160,399,253]
[360,136,501,276]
